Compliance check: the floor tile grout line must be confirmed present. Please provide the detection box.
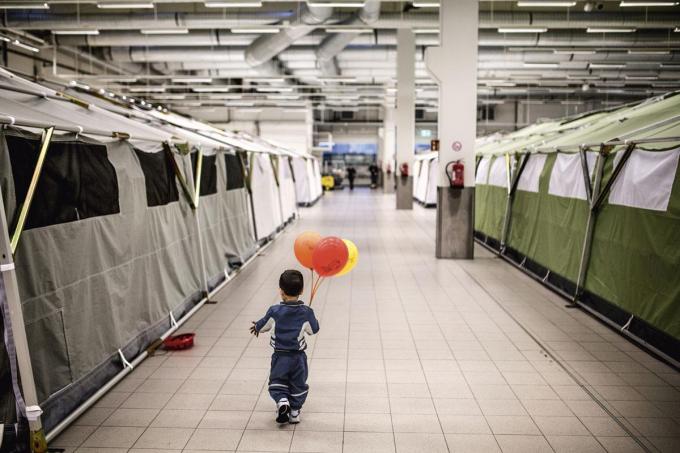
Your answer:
[391,209,502,453]
[456,261,656,453]
[408,204,656,451]
[368,214,399,453]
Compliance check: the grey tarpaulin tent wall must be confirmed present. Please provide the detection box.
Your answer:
[474,91,680,366]
[0,70,303,448]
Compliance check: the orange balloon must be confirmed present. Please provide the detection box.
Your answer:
[294,231,322,269]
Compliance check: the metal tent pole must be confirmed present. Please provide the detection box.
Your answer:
[573,142,635,303]
[187,150,210,298]
[572,147,606,303]
[0,184,47,453]
[500,152,530,252]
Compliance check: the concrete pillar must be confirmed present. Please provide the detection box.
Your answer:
[395,29,415,210]
[425,0,478,258]
[381,106,396,193]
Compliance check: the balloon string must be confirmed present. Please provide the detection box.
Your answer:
[309,276,324,307]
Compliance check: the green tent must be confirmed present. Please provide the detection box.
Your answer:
[475,92,680,365]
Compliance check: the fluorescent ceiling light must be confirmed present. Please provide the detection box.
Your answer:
[498,27,548,33]
[141,29,189,34]
[193,87,231,92]
[485,81,517,87]
[256,87,294,92]
[587,28,636,33]
[620,1,678,6]
[204,1,263,7]
[318,76,358,82]
[268,95,300,100]
[413,28,440,34]
[675,27,680,32]
[97,2,155,8]
[0,36,10,43]
[225,101,255,106]
[172,77,213,83]
[628,49,670,54]
[99,77,138,82]
[129,86,166,92]
[52,30,100,35]
[567,75,601,80]
[0,3,49,9]
[248,77,286,83]
[307,2,366,7]
[625,75,657,80]
[480,99,505,105]
[520,100,545,104]
[231,28,280,33]
[553,49,596,55]
[523,62,560,68]
[240,108,263,113]
[151,94,186,100]
[561,100,583,105]
[589,63,626,68]
[412,2,440,7]
[517,1,576,6]
[325,28,370,33]
[11,40,39,53]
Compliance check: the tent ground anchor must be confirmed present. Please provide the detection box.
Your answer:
[202,290,218,305]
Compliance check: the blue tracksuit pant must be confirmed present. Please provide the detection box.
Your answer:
[268,351,309,410]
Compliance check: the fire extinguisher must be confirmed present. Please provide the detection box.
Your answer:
[399,162,409,177]
[445,160,464,188]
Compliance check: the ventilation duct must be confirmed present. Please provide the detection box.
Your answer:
[316,0,381,63]
[244,3,334,68]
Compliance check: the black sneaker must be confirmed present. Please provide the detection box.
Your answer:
[276,399,290,424]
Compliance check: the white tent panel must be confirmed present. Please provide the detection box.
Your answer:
[415,160,429,202]
[609,148,680,212]
[425,157,438,205]
[517,154,548,193]
[250,153,283,240]
[488,156,509,188]
[548,152,597,200]
[292,156,312,204]
[475,156,492,185]
[413,160,423,197]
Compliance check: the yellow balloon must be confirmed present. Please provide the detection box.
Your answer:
[336,239,358,277]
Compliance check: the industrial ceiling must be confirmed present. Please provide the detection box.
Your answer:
[1,1,679,120]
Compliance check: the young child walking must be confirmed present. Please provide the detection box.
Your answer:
[250,269,320,424]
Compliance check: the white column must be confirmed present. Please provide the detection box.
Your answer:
[425,0,478,258]
[395,29,415,209]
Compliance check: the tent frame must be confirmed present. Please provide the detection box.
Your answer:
[477,135,680,369]
[0,191,48,453]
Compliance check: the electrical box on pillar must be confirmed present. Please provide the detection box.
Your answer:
[445,161,465,189]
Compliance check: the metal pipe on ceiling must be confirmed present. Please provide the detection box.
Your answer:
[244,2,333,68]
[316,0,381,63]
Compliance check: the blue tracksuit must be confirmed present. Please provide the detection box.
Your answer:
[254,301,319,410]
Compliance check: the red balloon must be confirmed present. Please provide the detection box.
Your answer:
[294,231,322,269]
[312,237,349,277]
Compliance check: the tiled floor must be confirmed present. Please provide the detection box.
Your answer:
[52,189,680,452]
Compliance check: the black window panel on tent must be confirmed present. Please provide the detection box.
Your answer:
[6,135,120,230]
[191,152,218,196]
[134,148,179,207]
[225,153,245,190]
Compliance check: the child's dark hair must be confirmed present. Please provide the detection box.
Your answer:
[279,270,304,297]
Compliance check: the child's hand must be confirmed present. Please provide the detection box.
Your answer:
[249,322,259,337]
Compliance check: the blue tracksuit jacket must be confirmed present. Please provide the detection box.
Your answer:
[254,301,320,351]
[254,301,320,410]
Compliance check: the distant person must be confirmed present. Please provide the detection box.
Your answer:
[369,163,379,188]
[346,166,357,190]
[250,270,319,424]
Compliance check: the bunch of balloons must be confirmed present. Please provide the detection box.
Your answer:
[294,231,358,304]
